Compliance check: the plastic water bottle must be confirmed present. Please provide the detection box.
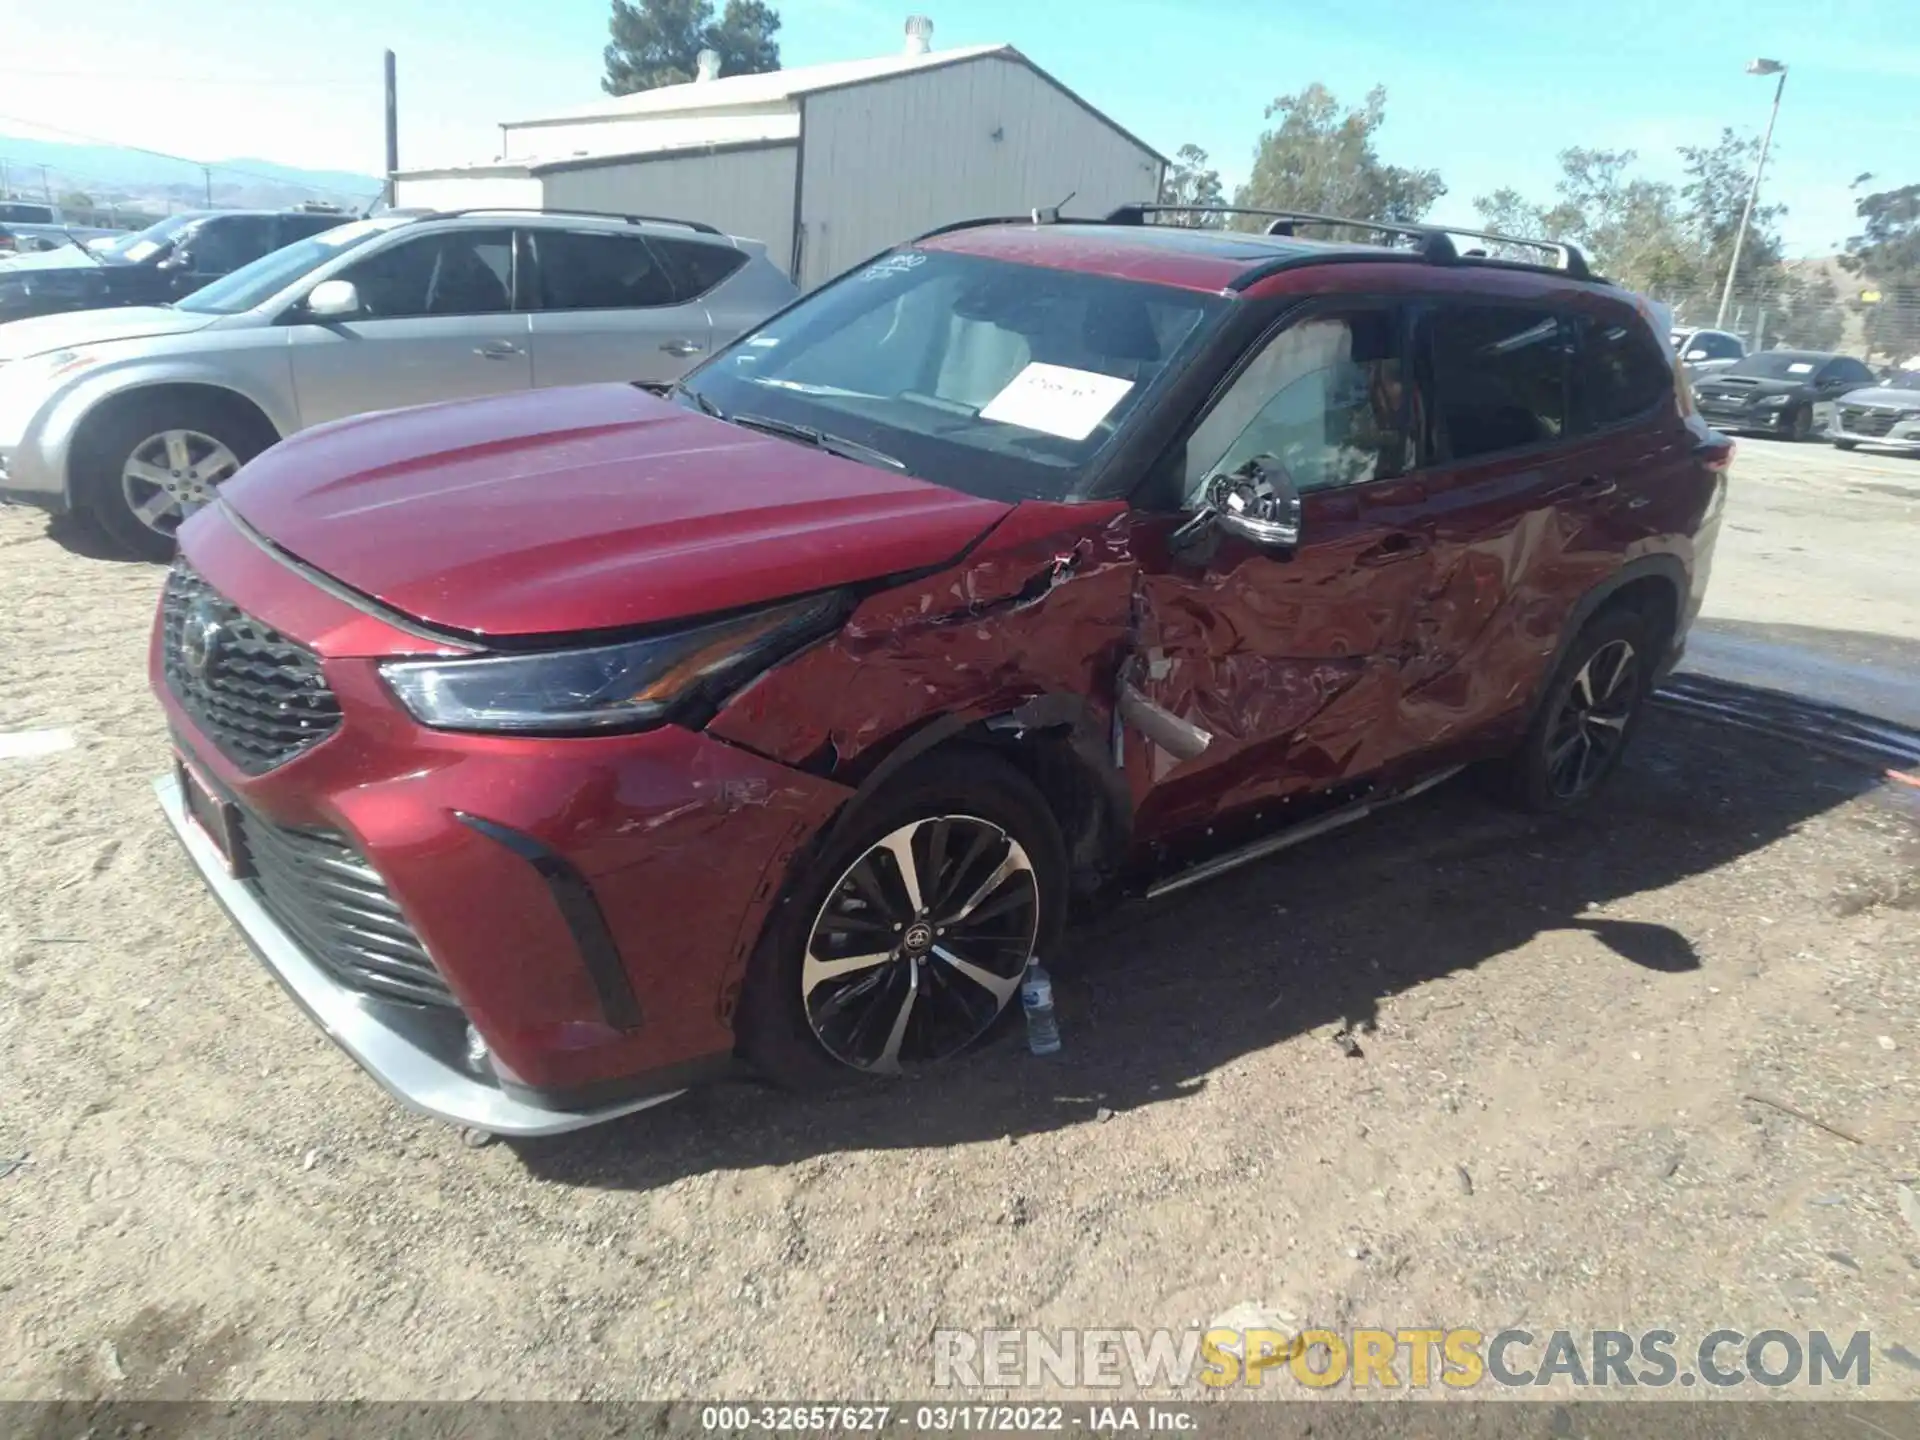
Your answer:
[1021,960,1061,1056]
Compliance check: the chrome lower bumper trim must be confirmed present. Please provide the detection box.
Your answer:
[154,773,685,1137]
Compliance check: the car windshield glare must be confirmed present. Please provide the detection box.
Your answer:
[174,217,407,316]
[681,250,1222,504]
[92,214,200,265]
[1885,370,1920,392]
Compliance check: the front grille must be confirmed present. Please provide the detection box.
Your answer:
[234,806,457,1008]
[1840,406,1898,437]
[162,564,341,775]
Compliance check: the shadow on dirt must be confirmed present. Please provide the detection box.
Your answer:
[517,708,1887,1192]
[42,510,157,565]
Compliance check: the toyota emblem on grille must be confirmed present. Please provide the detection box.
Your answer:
[180,597,226,678]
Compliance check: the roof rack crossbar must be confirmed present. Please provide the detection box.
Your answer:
[430,206,721,235]
[1103,202,1592,281]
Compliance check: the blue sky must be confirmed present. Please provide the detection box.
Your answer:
[2,0,1915,256]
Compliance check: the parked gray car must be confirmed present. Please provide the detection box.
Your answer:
[1829,367,1920,453]
[0,209,798,557]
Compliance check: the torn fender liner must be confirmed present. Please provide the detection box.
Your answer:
[1117,682,1212,762]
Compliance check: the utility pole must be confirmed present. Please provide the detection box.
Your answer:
[1716,59,1787,331]
[39,164,52,205]
[202,165,213,207]
[383,50,399,208]
[0,156,9,200]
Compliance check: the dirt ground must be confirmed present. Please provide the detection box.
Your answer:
[2,438,1919,1403]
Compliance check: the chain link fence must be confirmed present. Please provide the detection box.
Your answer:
[1658,285,1920,370]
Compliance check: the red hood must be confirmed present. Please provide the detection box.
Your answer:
[219,384,1010,637]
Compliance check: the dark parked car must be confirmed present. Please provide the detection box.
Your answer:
[152,207,1729,1137]
[1691,349,1878,440]
[0,209,350,323]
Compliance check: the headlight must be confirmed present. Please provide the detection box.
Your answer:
[1760,394,1792,408]
[380,594,845,734]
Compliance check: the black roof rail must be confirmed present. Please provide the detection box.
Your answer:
[429,206,722,235]
[1104,202,1595,282]
[910,214,1073,242]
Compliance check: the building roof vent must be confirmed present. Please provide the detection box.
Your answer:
[695,49,720,81]
[904,16,933,55]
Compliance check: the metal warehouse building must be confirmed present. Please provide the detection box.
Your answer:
[392,19,1166,290]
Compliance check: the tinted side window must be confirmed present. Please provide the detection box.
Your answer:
[533,230,677,310]
[187,216,280,273]
[1579,315,1670,428]
[1836,359,1874,386]
[1702,333,1743,360]
[1429,305,1570,461]
[278,214,348,245]
[336,229,513,317]
[651,237,748,300]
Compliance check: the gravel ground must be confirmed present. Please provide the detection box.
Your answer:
[2,439,1919,1403]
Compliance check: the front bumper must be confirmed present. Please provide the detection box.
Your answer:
[153,507,856,1131]
[156,772,687,1137]
[1830,417,1920,451]
[1695,402,1796,435]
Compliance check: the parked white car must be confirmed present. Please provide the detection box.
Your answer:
[0,208,798,557]
[1670,326,1746,379]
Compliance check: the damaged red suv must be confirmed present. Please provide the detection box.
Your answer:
[152,207,1729,1136]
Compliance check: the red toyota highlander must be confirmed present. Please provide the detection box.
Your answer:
[151,207,1729,1137]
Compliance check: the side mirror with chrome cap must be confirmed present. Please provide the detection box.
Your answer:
[304,279,361,319]
[1191,455,1302,551]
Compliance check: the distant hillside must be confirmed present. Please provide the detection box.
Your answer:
[0,132,381,214]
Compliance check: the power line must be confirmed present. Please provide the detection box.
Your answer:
[0,66,378,88]
[0,112,379,202]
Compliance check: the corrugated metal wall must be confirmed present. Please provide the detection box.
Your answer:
[538,146,798,264]
[501,106,798,161]
[391,173,545,210]
[796,55,1162,289]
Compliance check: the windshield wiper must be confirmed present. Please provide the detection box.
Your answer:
[671,379,724,420]
[727,411,907,472]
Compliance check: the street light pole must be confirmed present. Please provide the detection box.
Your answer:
[1715,59,1787,332]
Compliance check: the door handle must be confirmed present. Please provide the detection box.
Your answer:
[660,338,705,357]
[1355,531,1430,566]
[1573,475,1618,499]
[474,341,523,360]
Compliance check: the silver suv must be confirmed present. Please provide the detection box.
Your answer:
[0,209,798,557]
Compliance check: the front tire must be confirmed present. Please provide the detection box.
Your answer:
[1787,404,1814,442]
[1833,439,1859,452]
[736,752,1066,1092]
[72,394,275,561]
[1485,607,1655,814]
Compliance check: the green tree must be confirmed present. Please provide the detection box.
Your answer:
[1841,182,1920,360]
[1157,144,1224,226]
[1678,128,1785,296]
[1762,272,1844,351]
[603,0,780,95]
[1233,84,1445,230]
[57,190,93,213]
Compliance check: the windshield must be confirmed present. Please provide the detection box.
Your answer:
[681,250,1222,503]
[1882,370,1920,392]
[91,214,203,265]
[175,217,407,315]
[1726,353,1825,380]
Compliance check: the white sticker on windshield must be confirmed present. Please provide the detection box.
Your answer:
[979,362,1134,441]
[1787,362,1814,374]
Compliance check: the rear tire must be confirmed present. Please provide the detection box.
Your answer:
[736,752,1067,1093]
[72,393,276,561]
[1483,607,1656,814]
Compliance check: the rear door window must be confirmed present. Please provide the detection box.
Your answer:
[530,230,679,310]
[1427,305,1571,461]
[1577,315,1671,429]
[650,236,748,300]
